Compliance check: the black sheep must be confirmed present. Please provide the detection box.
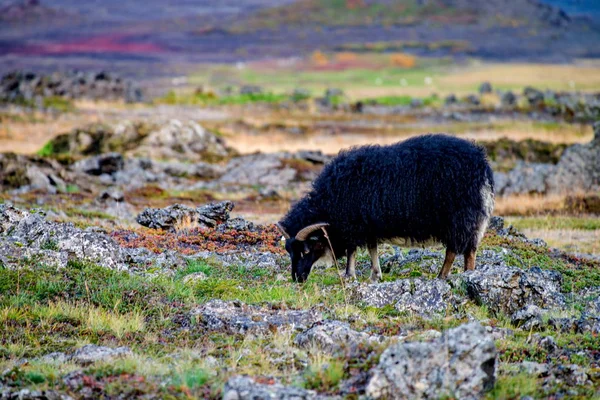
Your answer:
[276,134,495,283]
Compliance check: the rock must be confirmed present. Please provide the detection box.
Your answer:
[295,320,385,353]
[553,364,589,387]
[487,216,505,233]
[501,90,517,107]
[366,322,496,399]
[136,201,234,231]
[0,388,73,400]
[216,217,256,232]
[70,345,132,366]
[354,278,454,316]
[0,70,143,104]
[464,264,565,315]
[465,94,481,106]
[71,152,124,176]
[223,376,336,400]
[524,87,544,107]
[196,201,234,227]
[133,119,232,161]
[239,85,262,95]
[190,300,323,335]
[0,153,71,193]
[495,162,554,195]
[518,361,549,376]
[528,334,558,353]
[161,160,224,179]
[0,205,127,270]
[479,82,493,94]
[219,153,297,188]
[410,98,423,108]
[511,305,544,330]
[136,203,197,230]
[444,94,458,105]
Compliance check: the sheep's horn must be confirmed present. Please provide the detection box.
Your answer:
[295,223,329,241]
[276,222,290,239]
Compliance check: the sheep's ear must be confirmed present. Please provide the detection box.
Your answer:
[276,222,290,239]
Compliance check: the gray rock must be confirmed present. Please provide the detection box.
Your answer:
[355,278,454,316]
[70,345,132,366]
[501,90,517,107]
[511,305,544,330]
[445,93,458,105]
[223,376,336,400]
[182,272,208,284]
[465,94,481,106]
[71,153,124,176]
[294,320,385,353]
[136,201,234,231]
[479,82,493,94]
[0,205,127,270]
[524,87,544,107]
[0,388,73,400]
[464,264,565,315]
[132,119,231,161]
[190,300,323,335]
[219,153,297,188]
[366,322,496,399]
[518,361,549,376]
[495,162,554,195]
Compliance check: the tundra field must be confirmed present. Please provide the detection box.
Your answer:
[1,58,600,400]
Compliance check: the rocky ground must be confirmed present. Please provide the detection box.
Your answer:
[0,104,599,399]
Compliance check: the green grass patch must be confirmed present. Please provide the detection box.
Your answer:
[506,216,600,231]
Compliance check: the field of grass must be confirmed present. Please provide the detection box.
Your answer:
[188,59,600,99]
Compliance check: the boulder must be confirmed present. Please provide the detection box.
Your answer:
[294,320,385,353]
[524,87,544,107]
[136,201,234,231]
[354,278,454,316]
[190,299,323,335]
[223,376,336,400]
[219,153,297,188]
[366,322,496,399]
[0,153,71,193]
[479,82,493,94]
[71,152,124,176]
[500,90,517,107]
[0,205,127,270]
[70,345,132,366]
[463,264,565,315]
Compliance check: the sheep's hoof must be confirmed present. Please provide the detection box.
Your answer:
[344,273,357,281]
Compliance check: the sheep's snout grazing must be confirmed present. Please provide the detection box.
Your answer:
[284,236,327,283]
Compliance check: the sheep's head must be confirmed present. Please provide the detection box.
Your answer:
[277,222,329,283]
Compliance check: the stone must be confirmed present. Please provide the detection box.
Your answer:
[219,153,297,188]
[501,90,517,107]
[190,300,323,335]
[465,94,481,105]
[70,345,132,366]
[71,153,124,176]
[366,322,496,399]
[464,264,565,315]
[518,361,549,376]
[294,320,385,353]
[182,272,208,284]
[444,93,458,105]
[223,376,336,400]
[479,82,493,94]
[511,305,544,330]
[136,201,233,231]
[0,205,127,270]
[524,87,544,107]
[354,278,454,316]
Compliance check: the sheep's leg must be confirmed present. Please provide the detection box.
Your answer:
[437,249,456,279]
[368,244,382,282]
[345,248,356,279]
[464,249,476,272]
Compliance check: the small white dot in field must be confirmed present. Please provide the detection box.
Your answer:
[569,81,575,89]
[400,78,407,86]
[375,78,383,85]
[424,76,433,85]
[236,62,246,70]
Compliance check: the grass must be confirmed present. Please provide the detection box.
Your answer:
[506,216,600,231]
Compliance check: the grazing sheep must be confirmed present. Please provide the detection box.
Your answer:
[277,134,494,283]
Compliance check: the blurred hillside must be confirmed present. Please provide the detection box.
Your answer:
[0,0,599,78]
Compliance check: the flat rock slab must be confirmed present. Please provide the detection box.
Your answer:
[190,300,324,335]
[354,278,454,316]
[223,376,339,400]
[463,264,566,315]
[40,345,132,366]
[294,320,386,354]
[366,322,496,400]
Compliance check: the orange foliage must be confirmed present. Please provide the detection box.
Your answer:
[346,0,365,9]
[335,52,358,63]
[311,50,329,66]
[390,53,417,68]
